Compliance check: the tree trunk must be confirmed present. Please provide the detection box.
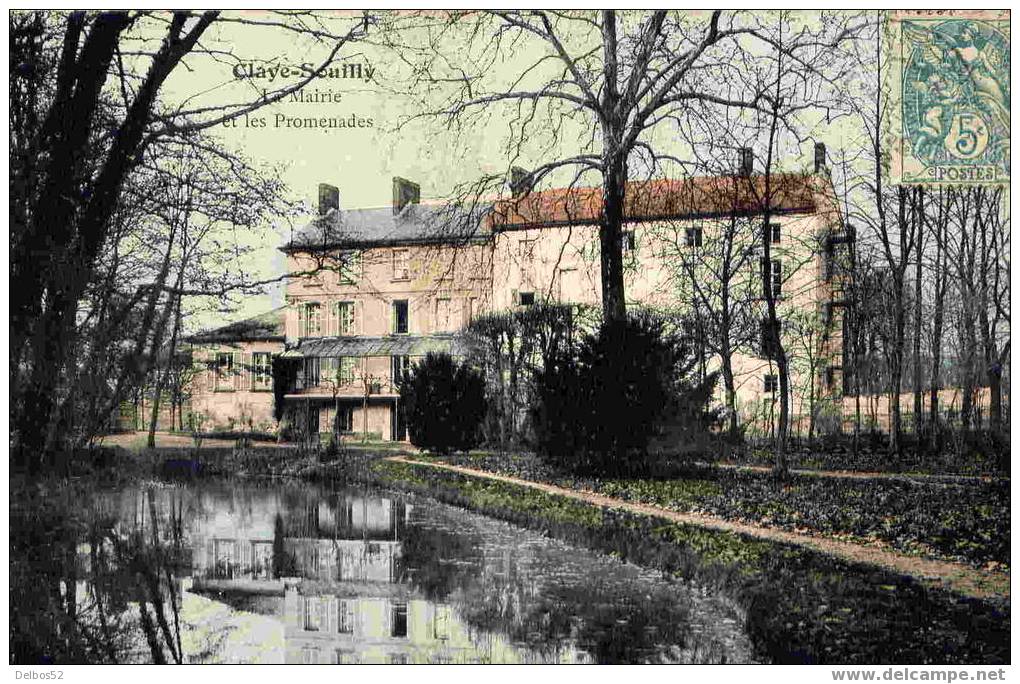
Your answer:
[988,365,1003,432]
[147,294,183,449]
[14,12,216,469]
[912,188,924,441]
[721,353,738,439]
[598,11,627,323]
[929,191,947,450]
[600,154,628,322]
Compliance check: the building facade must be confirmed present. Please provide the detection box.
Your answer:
[186,150,849,440]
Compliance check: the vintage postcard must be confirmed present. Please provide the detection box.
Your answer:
[8,8,1011,674]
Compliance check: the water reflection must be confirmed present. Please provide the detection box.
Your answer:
[11,481,752,664]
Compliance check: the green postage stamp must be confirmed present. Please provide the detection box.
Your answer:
[886,10,1010,185]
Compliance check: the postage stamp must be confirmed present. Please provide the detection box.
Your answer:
[886,10,1010,185]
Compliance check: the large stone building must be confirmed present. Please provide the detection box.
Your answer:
[186,147,849,440]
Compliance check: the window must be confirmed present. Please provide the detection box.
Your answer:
[322,357,356,386]
[304,357,320,388]
[303,597,324,632]
[760,258,782,298]
[763,374,778,393]
[334,406,353,433]
[303,648,320,665]
[391,602,408,638]
[250,541,274,579]
[252,352,272,390]
[621,231,636,252]
[518,291,535,306]
[442,258,456,283]
[299,302,322,337]
[557,268,580,304]
[436,298,453,331]
[769,222,781,244]
[214,352,234,391]
[392,249,409,280]
[334,301,355,335]
[338,251,360,284]
[685,226,703,248]
[825,366,836,391]
[467,297,480,322]
[337,600,355,634]
[391,355,411,384]
[759,318,782,359]
[213,539,236,578]
[339,357,356,386]
[519,239,536,261]
[392,300,409,334]
[431,606,450,641]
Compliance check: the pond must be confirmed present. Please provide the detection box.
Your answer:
[10,479,754,664]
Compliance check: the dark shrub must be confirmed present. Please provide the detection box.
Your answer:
[531,310,718,475]
[399,352,487,454]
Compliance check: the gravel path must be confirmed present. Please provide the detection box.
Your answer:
[389,456,1010,601]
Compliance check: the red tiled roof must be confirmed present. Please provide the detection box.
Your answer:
[490,174,818,229]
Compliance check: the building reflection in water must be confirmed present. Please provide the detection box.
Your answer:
[183,488,588,664]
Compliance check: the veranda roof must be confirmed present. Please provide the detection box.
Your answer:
[279,334,466,358]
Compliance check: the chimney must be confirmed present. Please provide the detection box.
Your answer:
[392,176,420,215]
[318,183,339,216]
[738,147,753,177]
[814,142,827,174]
[510,166,531,198]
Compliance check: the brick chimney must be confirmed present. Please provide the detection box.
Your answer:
[510,166,531,198]
[738,147,753,177]
[814,142,827,174]
[318,183,339,216]
[392,176,420,215]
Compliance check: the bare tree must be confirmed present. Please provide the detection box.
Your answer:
[838,16,921,457]
[376,10,789,323]
[655,176,761,439]
[10,10,371,469]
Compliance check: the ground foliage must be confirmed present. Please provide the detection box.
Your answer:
[725,430,1010,477]
[367,459,1010,665]
[424,452,1009,568]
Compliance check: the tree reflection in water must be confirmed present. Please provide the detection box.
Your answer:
[11,483,192,663]
[10,480,749,664]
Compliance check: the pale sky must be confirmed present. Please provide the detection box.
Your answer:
[158,10,883,332]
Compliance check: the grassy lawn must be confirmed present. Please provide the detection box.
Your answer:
[366,458,1009,664]
[412,451,1010,569]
